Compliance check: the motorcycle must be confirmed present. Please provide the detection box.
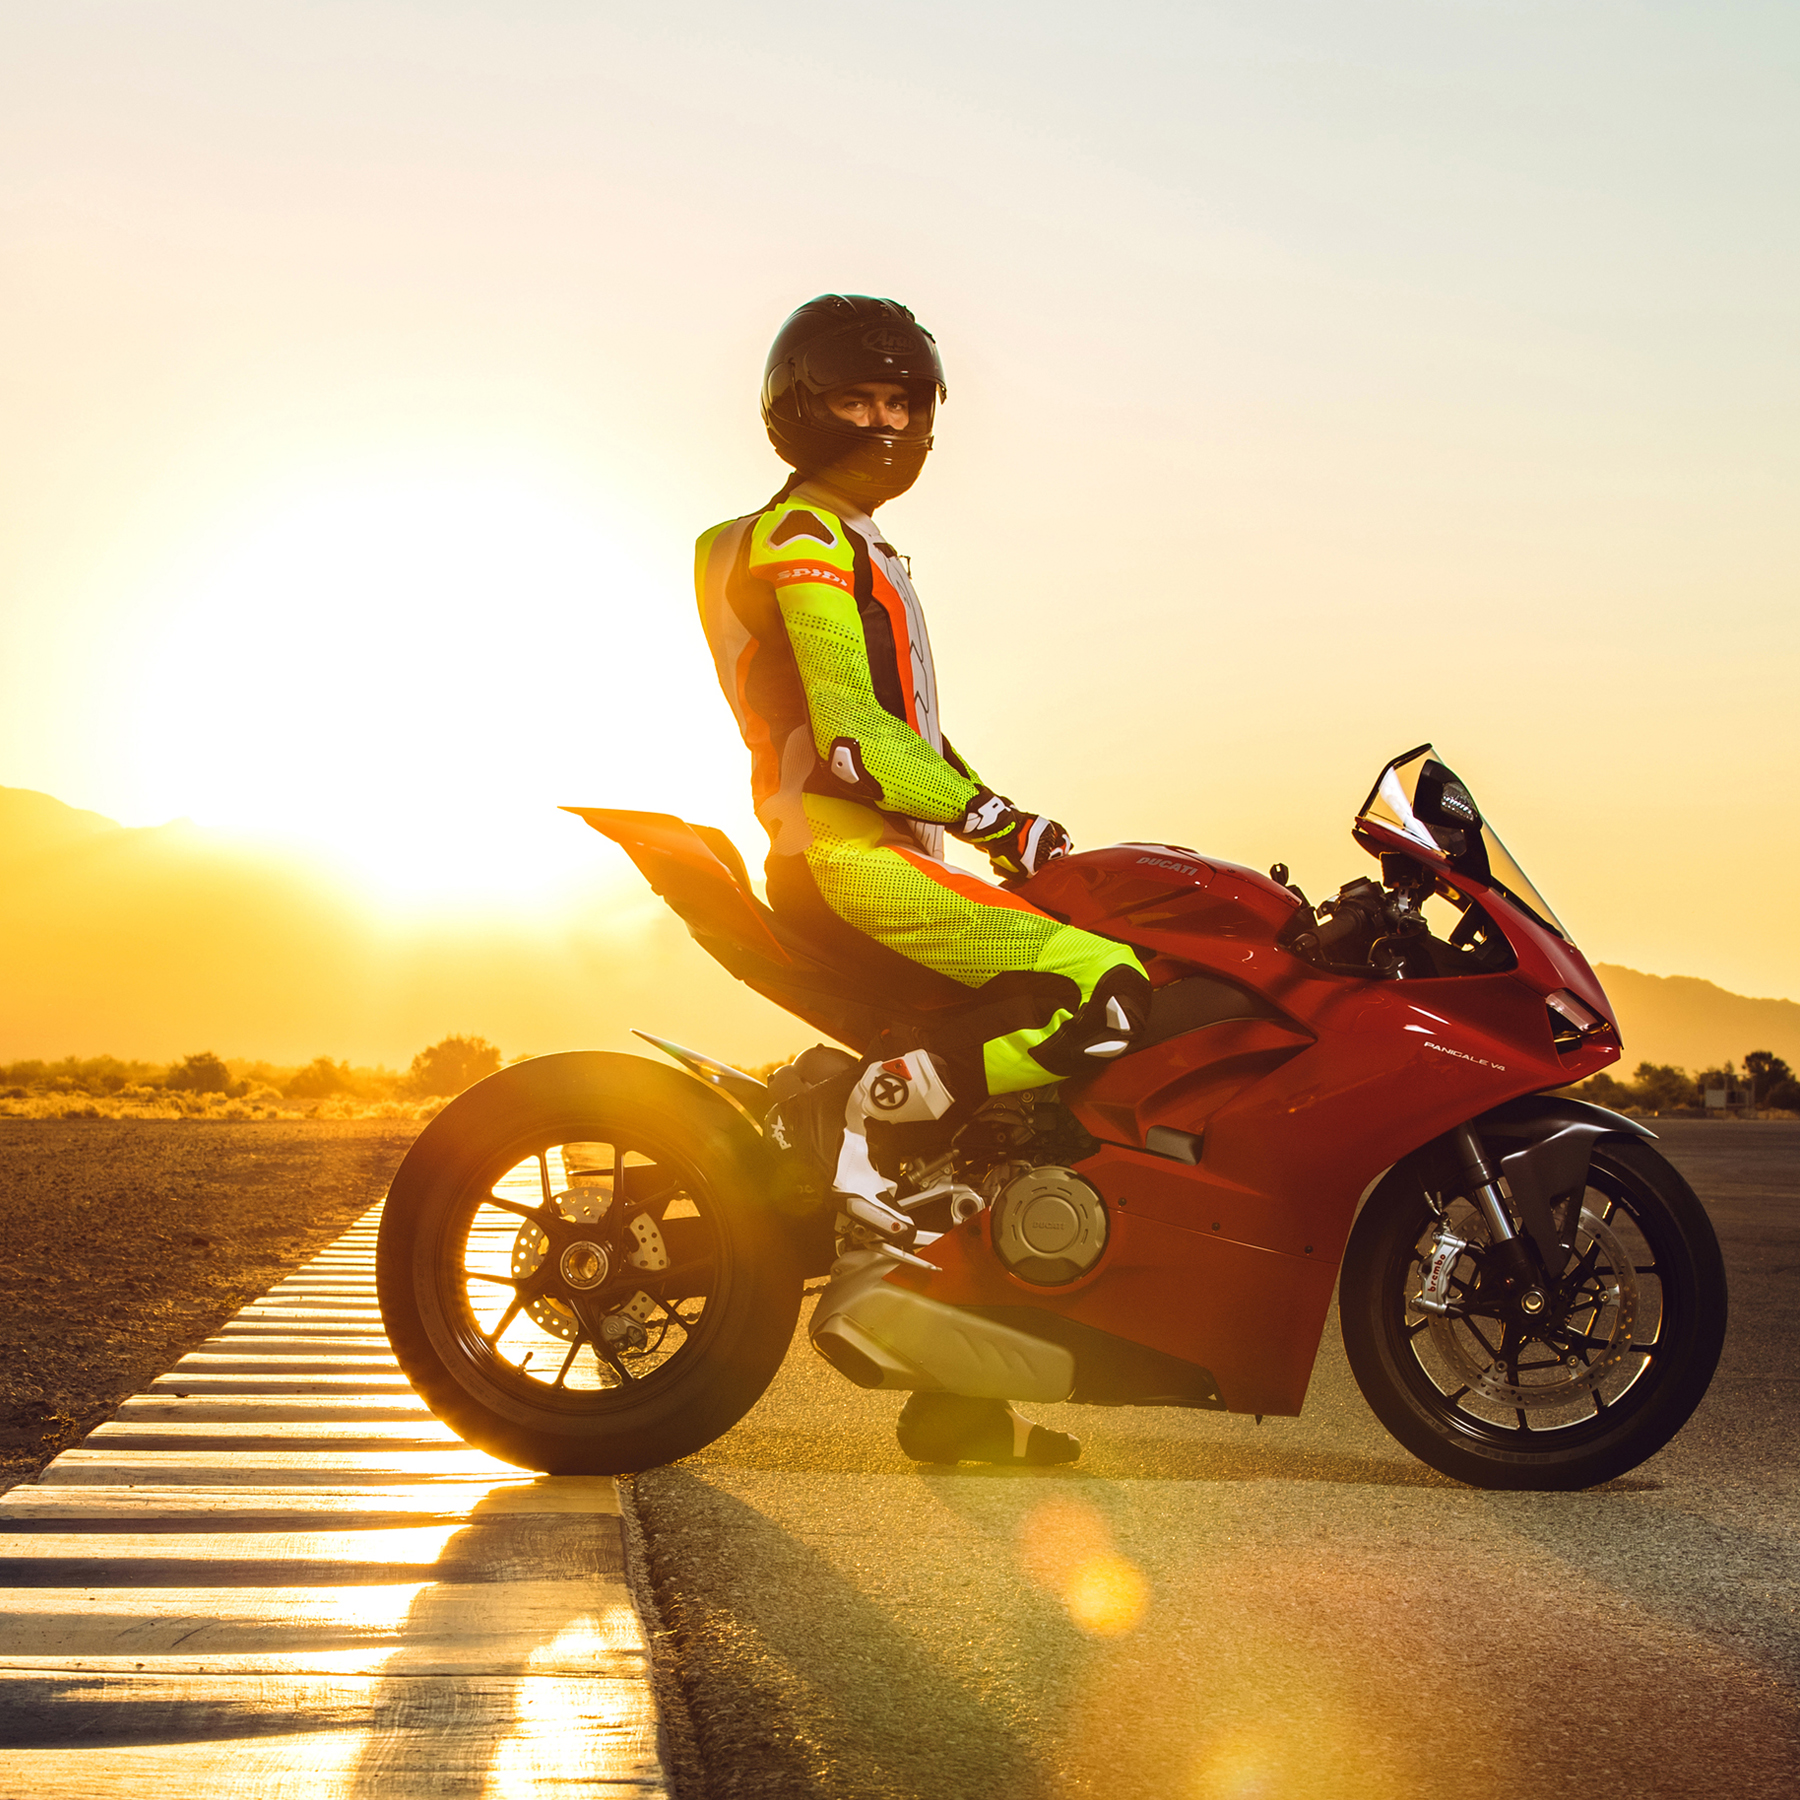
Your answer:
[376,745,1726,1490]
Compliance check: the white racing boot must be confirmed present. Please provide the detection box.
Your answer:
[828,1050,959,1269]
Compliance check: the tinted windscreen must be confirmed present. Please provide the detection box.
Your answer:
[1359,745,1568,939]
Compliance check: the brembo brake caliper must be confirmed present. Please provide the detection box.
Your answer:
[1415,1228,1470,1316]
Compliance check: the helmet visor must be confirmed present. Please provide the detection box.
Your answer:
[793,320,946,399]
[798,383,936,442]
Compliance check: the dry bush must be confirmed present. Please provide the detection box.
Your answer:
[0,1089,445,1123]
[404,1034,501,1100]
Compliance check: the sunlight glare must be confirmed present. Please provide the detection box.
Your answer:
[125,465,755,909]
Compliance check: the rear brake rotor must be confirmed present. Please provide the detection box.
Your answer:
[509,1189,671,1342]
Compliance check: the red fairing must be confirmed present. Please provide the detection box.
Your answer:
[893,835,1623,1417]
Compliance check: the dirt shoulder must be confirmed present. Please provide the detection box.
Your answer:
[0,1118,422,1491]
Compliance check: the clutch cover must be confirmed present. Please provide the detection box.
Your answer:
[990,1166,1108,1286]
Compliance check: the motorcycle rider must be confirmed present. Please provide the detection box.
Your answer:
[695,295,1150,1465]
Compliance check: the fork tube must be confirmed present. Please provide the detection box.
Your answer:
[1451,1124,1518,1244]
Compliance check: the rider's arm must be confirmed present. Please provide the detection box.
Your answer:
[749,505,982,824]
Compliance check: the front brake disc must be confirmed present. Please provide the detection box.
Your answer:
[1424,1206,1639,1410]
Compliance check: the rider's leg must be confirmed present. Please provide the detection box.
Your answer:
[766,801,1150,1466]
[766,797,1151,1209]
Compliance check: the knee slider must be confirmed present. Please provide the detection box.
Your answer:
[1037,963,1150,1074]
[1080,969,1149,1060]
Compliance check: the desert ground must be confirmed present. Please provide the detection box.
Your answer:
[0,1119,421,1488]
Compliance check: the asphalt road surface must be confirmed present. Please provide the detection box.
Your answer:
[629,1121,1799,1800]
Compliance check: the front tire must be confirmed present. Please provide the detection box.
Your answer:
[377,1052,802,1474]
[1341,1137,1726,1490]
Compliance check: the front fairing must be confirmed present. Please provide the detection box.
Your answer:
[1350,815,1606,1004]
[1350,743,1619,1059]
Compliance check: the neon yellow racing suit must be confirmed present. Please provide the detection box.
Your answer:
[695,480,1147,1098]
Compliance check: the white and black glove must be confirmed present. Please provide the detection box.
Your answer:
[952,787,1073,879]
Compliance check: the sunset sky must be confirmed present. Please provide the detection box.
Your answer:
[4,2,1797,1030]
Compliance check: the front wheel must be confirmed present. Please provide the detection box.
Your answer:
[1341,1136,1726,1490]
[377,1052,802,1474]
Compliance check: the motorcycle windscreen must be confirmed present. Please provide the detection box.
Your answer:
[1358,744,1569,940]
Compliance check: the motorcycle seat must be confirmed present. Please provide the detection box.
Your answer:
[565,807,959,1045]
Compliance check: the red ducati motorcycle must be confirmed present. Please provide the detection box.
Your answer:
[377,746,1726,1490]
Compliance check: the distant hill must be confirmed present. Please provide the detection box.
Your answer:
[1593,965,1800,1072]
[0,786,801,1068]
[2,785,1794,1075]
[0,786,132,859]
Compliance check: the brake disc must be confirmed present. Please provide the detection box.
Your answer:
[1425,1206,1639,1410]
[509,1187,670,1343]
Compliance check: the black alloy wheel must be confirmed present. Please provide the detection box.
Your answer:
[1341,1136,1726,1490]
[378,1052,802,1473]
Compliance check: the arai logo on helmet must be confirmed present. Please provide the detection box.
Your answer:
[862,327,913,355]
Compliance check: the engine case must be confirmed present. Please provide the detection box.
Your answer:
[990,1166,1108,1286]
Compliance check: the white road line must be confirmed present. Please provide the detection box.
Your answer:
[0,1201,669,1797]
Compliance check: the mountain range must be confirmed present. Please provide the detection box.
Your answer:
[3,786,1795,1074]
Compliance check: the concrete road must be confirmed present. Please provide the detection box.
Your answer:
[628,1121,1800,1800]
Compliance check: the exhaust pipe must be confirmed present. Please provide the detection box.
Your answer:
[810,1254,1074,1402]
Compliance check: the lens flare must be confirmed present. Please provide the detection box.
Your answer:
[1018,1496,1149,1636]
[1065,1550,1149,1636]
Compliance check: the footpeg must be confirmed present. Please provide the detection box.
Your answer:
[842,1191,917,1243]
[893,1179,987,1221]
[874,1240,937,1273]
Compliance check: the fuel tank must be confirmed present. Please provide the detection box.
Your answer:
[1013,842,1301,970]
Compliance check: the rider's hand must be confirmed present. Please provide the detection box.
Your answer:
[953,788,1072,879]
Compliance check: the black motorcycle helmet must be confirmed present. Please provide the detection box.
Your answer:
[761,295,947,507]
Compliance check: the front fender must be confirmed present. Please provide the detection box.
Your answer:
[1475,1092,1658,1142]
[1351,1090,1656,1278]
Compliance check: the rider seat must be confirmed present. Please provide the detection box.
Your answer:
[566,808,965,1047]
[568,808,1283,1061]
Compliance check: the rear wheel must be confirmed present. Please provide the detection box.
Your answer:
[1342,1136,1726,1490]
[377,1052,802,1473]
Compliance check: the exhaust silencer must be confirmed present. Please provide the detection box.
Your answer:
[810,1255,1074,1402]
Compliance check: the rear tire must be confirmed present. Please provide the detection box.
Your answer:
[377,1052,802,1474]
[1342,1137,1726,1490]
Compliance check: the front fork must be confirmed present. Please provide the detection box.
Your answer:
[1447,1123,1552,1318]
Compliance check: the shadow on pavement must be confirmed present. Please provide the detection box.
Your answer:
[636,1467,1056,1800]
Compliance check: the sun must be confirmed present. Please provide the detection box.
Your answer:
[123,463,757,909]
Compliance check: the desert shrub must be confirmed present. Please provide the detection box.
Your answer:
[285,1057,358,1100]
[1632,1063,1699,1111]
[405,1035,502,1099]
[1746,1050,1800,1110]
[0,1055,161,1095]
[164,1051,235,1095]
[1566,1054,1794,1114]
[1566,1070,1641,1111]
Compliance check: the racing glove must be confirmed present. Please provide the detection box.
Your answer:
[952,787,1073,879]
